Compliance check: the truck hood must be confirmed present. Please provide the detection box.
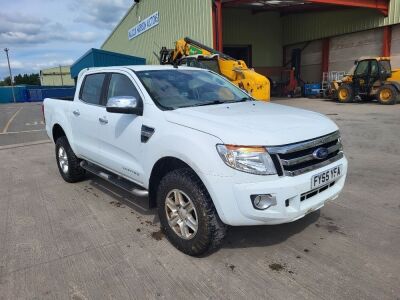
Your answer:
[165,101,338,146]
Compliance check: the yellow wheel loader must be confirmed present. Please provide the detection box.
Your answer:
[160,37,270,101]
[333,57,400,105]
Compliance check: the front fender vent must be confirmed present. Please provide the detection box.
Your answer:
[141,125,155,143]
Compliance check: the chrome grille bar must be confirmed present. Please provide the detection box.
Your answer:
[267,131,340,155]
[266,131,343,177]
[280,143,342,166]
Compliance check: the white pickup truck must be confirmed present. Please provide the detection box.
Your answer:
[44,65,347,256]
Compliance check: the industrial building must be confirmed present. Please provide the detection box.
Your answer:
[40,66,74,86]
[102,0,400,86]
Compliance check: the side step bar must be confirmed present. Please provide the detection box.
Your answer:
[80,161,148,197]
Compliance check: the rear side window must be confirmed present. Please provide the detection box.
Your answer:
[107,74,141,101]
[80,73,106,105]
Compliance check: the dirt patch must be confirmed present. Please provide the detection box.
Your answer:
[151,230,164,241]
[109,201,125,208]
[269,263,284,272]
[226,263,236,272]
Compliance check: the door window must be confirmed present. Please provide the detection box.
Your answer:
[80,73,106,105]
[370,60,379,77]
[107,74,141,101]
[354,60,370,77]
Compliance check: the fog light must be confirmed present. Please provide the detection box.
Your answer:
[251,194,277,210]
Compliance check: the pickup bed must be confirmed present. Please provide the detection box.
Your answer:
[44,65,348,256]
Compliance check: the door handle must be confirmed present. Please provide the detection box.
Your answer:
[98,117,108,124]
[73,110,80,116]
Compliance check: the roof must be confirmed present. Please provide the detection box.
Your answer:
[70,48,145,78]
[81,65,203,73]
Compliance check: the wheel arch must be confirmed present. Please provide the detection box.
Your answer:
[52,123,66,143]
[148,156,208,209]
[383,81,400,92]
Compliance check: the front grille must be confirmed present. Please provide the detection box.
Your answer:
[267,131,343,176]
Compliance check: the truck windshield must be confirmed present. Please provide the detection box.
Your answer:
[136,69,251,110]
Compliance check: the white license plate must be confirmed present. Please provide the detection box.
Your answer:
[311,164,343,189]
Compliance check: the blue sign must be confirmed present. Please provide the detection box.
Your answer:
[128,11,159,40]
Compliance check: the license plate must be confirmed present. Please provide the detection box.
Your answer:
[311,164,343,189]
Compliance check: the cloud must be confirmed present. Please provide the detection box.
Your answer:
[0,58,75,73]
[72,0,132,29]
[0,13,99,46]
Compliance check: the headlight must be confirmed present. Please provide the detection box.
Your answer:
[216,144,277,175]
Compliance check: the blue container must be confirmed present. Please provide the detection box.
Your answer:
[0,86,31,103]
[304,83,322,96]
[71,48,146,79]
[28,88,75,101]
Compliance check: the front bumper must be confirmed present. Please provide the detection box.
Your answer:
[203,156,348,226]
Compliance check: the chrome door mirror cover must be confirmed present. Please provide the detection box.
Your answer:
[106,96,143,115]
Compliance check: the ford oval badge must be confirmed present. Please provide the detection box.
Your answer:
[313,147,329,160]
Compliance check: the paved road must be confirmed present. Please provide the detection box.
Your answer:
[0,98,399,299]
[0,103,48,146]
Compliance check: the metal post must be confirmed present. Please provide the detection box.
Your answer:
[4,48,16,103]
[59,65,64,86]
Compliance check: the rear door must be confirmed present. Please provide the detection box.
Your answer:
[70,73,107,163]
[99,72,145,184]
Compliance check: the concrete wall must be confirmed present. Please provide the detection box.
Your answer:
[40,66,74,86]
[222,8,282,67]
[285,40,323,83]
[329,28,384,73]
[391,24,400,68]
[102,0,213,65]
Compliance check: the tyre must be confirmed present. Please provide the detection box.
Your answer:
[157,169,227,256]
[55,136,86,183]
[337,84,354,103]
[377,85,398,105]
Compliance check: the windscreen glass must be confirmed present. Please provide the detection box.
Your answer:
[136,69,250,110]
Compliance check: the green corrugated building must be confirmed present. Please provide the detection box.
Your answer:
[102,0,400,83]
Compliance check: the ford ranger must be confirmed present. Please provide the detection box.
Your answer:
[43,65,348,256]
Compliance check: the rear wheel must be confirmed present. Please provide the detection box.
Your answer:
[157,169,227,256]
[377,85,398,105]
[55,136,86,183]
[337,84,354,103]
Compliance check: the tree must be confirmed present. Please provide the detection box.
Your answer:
[1,73,40,86]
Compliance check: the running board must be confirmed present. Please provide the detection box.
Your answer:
[80,161,148,197]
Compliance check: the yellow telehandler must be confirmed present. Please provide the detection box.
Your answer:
[334,57,400,105]
[159,37,270,101]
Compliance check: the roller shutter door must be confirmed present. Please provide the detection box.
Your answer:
[329,28,383,73]
[285,40,322,83]
[390,24,400,69]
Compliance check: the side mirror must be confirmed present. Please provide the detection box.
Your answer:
[106,96,143,115]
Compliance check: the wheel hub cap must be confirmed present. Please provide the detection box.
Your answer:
[58,146,69,174]
[165,189,198,240]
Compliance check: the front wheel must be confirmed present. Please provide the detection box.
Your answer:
[157,169,227,256]
[377,85,398,105]
[337,84,354,103]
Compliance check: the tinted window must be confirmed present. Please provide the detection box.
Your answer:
[355,61,369,77]
[81,73,106,105]
[107,74,141,101]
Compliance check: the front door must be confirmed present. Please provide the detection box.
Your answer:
[353,59,377,96]
[98,72,145,185]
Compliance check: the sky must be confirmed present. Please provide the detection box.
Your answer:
[0,0,133,79]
